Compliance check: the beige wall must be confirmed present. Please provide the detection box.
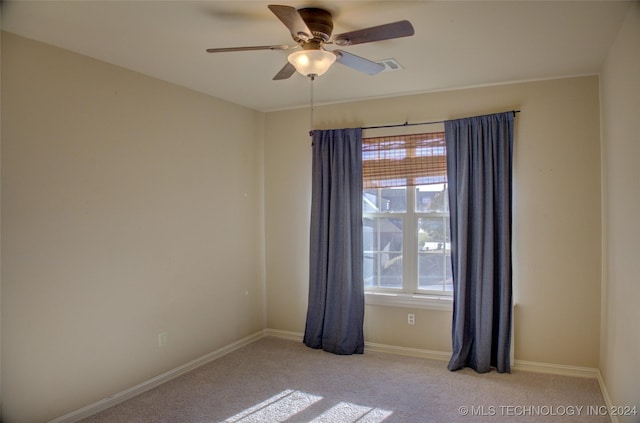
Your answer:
[265,76,602,367]
[600,2,640,420]
[1,32,266,422]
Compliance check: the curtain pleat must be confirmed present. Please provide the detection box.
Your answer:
[445,112,514,373]
[304,128,365,355]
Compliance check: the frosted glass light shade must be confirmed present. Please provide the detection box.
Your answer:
[288,49,336,77]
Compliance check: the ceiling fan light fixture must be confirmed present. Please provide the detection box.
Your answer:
[288,49,336,77]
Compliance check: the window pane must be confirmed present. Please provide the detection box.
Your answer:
[418,217,447,248]
[415,184,448,213]
[418,253,452,292]
[417,217,452,292]
[363,217,403,289]
[363,190,379,213]
[362,187,406,213]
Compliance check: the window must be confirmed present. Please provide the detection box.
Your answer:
[362,132,452,303]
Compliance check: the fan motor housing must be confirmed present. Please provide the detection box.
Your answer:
[297,8,334,42]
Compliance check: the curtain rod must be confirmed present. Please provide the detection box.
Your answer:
[361,110,520,131]
[309,110,520,136]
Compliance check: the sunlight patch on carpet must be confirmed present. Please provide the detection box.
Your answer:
[224,389,322,422]
[310,401,393,422]
[224,389,393,423]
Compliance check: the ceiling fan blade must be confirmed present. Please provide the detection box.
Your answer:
[268,5,313,41]
[332,20,414,46]
[206,45,290,53]
[333,50,385,75]
[273,62,296,80]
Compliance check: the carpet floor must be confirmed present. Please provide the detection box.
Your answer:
[80,336,608,422]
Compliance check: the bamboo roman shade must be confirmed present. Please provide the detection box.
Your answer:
[362,132,447,189]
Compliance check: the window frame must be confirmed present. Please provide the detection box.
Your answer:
[362,129,453,310]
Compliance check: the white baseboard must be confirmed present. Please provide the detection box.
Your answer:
[263,328,304,342]
[364,341,451,361]
[512,359,600,378]
[596,369,619,423]
[48,330,266,423]
[264,329,452,361]
[264,329,604,379]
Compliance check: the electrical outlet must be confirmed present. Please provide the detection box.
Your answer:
[158,332,168,348]
[407,313,415,325]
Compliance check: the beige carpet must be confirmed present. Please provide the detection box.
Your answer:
[80,337,608,422]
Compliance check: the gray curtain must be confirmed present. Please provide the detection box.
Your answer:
[303,128,365,355]
[445,112,514,373]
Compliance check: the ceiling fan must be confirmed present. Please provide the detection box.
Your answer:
[205,4,415,80]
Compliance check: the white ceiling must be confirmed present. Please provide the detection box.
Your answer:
[1,1,633,112]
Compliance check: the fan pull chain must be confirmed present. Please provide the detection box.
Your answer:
[309,74,315,138]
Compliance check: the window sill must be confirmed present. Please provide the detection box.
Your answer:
[365,291,453,311]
